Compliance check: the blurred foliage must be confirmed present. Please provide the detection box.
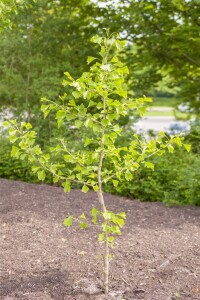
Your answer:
[0,0,100,116]
[1,126,200,206]
[184,118,200,154]
[104,148,200,206]
[0,136,37,181]
[0,0,28,29]
[96,0,200,111]
[1,0,200,116]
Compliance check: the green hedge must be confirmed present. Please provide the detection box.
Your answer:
[104,149,200,206]
[0,138,38,181]
[1,136,200,206]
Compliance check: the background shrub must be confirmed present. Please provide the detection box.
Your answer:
[184,118,200,154]
[1,127,200,206]
[0,136,54,183]
[0,137,35,181]
[104,148,200,206]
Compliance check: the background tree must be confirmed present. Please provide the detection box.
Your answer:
[0,0,98,113]
[0,0,36,29]
[0,0,103,145]
[1,0,200,115]
[97,0,200,110]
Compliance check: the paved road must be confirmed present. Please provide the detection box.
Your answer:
[134,116,176,132]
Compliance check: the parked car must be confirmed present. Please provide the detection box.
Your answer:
[177,102,194,113]
[166,121,191,135]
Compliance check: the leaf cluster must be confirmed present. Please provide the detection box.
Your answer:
[63,207,126,248]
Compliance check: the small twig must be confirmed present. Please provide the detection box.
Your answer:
[121,276,131,286]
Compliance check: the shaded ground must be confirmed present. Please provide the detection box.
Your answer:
[0,179,200,300]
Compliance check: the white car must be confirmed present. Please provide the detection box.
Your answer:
[166,121,191,135]
[177,103,194,113]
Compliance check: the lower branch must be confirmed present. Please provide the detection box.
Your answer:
[97,189,109,295]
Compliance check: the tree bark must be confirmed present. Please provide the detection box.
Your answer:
[97,188,109,295]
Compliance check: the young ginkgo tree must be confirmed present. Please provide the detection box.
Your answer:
[4,33,190,295]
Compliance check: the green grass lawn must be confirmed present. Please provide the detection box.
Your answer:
[150,97,179,107]
[145,109,195,120]
[146,110,174,117]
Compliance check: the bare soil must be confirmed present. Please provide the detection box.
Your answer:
[0,179,200,300]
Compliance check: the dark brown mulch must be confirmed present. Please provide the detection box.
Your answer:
[0,178,200,300]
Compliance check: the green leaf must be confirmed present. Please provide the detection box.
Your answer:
[91,207,98,215]
[64,71,74,81]
[112,179,119,187]
[90,35,102,44]
[37,170,46,181]
[75,120,83,128]
[83,91,88,99]
[117,89,127,98]
[87,56,96,64]
[82,185,89,193]
[63,180,71,193]
[63,216,73,227]
[168,145,174,153]
[57,119,64,128]
[111,56,119,63]
[92,124,101,133]
[118,212,126,219]
[19,141,26,149]
[25,123,32,129]
[173,136,183,147]
[158,131,166,137]
[113,217,124,228]
[3,121,9,127]
[138,106,146,116]
[115,39,126,50]
[56,110,66,120]
[144,161,154,171]
[101,119,109,126]
[11,146,20,158]
[20,153,27,159]
[108,225,121,235]
[31,165,40,173]
[98,233,105,242]
[93,185,99,192]
[34,146,42,155]
[10,135,18,143]
[79,222,88,229]
[108,236,115,243]
[84,118,91,128]
[53,176,59,183]
[125,172,133,181]
[144,97,152,103]
[183,144,191,152]
[72,91,81,99]
[144,4,154,10]
[88,100,96,107]
[102,212,112,220]
[41,105,50,118]
[68,99,76,106]
[120,66,129,74]
[84,137,91,147]
[79,213,86,219]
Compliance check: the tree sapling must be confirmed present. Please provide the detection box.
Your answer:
[4,32,190,294]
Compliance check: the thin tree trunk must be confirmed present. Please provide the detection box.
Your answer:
[97,187,109,294]
[97,146,109,294]
[97,69,109,293]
